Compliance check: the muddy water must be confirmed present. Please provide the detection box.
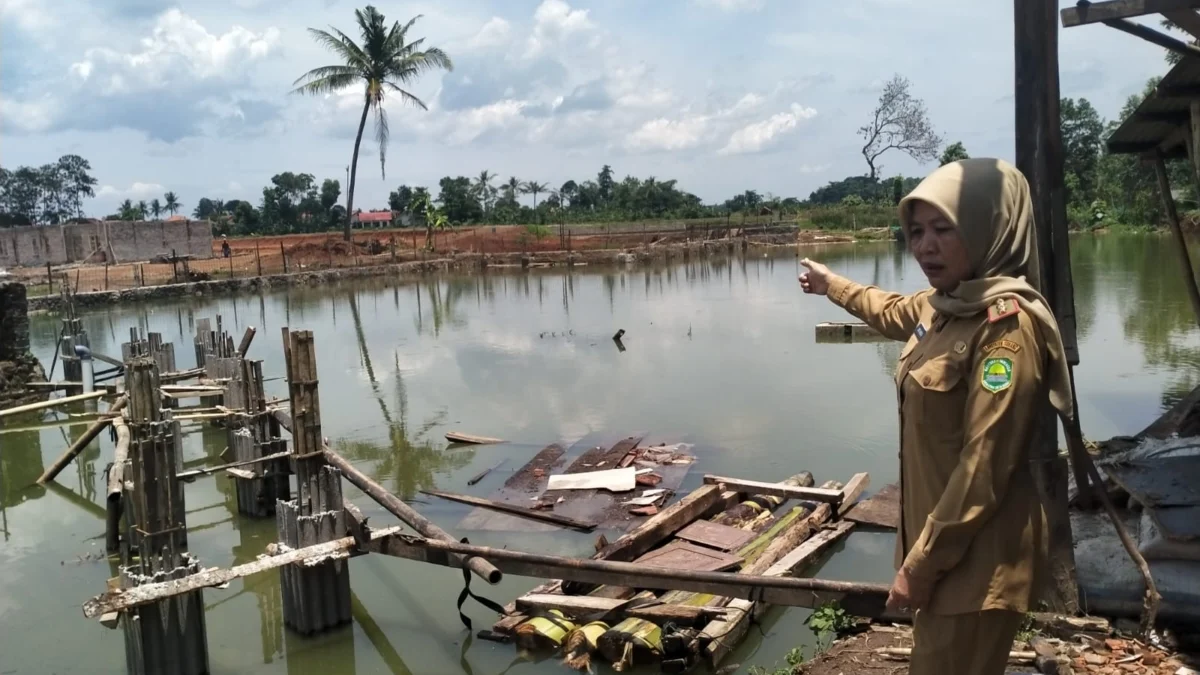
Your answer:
[2,233,1198,674]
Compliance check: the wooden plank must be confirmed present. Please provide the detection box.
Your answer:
[1060,0,1200,27]
[844,483,900,530]
[85,530,900,620]
[516,594,729,627]
[457,442,566,531]
[176,450,292,481]
[676,519,756,552]
[703,475,842,504]
[837,472,870,516]
[634,540,742,572]
[703,520,856,667]
[445,431,505,445]
[37,395,129,484]
[814,322,887,344]
[420,489,597,532]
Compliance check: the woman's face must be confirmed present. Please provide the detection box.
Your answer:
[907,200,972,291]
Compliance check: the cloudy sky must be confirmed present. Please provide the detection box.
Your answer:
[0,0,1177,217]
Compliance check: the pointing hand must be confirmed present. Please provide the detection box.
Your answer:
[798,258,832,296]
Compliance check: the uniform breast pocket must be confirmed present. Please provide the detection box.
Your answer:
[907,355,964,393]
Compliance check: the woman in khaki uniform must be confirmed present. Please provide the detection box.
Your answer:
[799,158,1075,675]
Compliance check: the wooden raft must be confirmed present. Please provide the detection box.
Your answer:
[492,470,870,672]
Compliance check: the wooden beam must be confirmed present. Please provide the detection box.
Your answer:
[1164,8,1200,37]
[837,472,870,516]
[702,475,843,504]
[1153,151,1200,329]
[1103,17,1200,60]
[1060,0,1200,27]
[82,525,406,618]
[175,450,293,481]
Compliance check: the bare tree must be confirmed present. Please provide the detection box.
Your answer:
[858,74,942,180]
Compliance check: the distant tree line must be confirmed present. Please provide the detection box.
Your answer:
[0,77,1190,234]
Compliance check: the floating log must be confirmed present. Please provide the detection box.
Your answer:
[420,489,597,532]
[0,390,111,420]
[814,322,887,343]
[516,594,728,628]
[37,395,129,484]
[322,449,502,584]
[84,530,898,620]
[445,431,505,445]
[703,474,843,505]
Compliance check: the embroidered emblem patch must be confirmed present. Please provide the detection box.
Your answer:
[983,339,1022,354]
[981,357,1013,393]
[914,323,927,340]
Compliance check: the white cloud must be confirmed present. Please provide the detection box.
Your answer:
[625,116,708,152]
[723,93,766,116]
[444,100,528,145]
[468,17,513,50]
[97,182,167,199]
[69,9,280,93]
[718,103,816,155]
[0,96,59,133]
[0,0,53,31]
[526,0,595,58]
[695,0,765,10]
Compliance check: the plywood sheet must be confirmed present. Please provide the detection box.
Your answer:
[675,519,756,552]
[634,540,741,572]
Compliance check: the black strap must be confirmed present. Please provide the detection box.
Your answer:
[456,538,508,630]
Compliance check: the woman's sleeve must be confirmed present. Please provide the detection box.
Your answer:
[826,274,930,342]
[899,307,1044,582]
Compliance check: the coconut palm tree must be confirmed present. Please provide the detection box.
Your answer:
[505,176,521,204]
[150,198,163,220]
[163,191,180,215]
[522,181,547,209]
[472,170,495,219]
[136,200,149,220]
[293,7,452,241]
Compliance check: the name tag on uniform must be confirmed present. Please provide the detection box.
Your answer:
[914,323,927,340]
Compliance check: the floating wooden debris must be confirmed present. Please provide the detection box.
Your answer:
[844,483,900,530]
[548,467,637,492]
[814,321,887,343]
[675,520,756,552]
[467,458,508,486]
[635,540,742,572]
[445,431,505,445]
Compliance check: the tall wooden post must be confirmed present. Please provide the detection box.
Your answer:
[1014,0,1080,614]
[276,329,351,634]
[119,358,210,675]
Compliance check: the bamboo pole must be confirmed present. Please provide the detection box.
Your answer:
[1,390,111,421]
[106,416,130,553]
[322,449,502,584]
[36,395,129,484]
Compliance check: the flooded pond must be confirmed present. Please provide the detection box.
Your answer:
[2,233,1198,674]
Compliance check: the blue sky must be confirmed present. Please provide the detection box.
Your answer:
[0,0,1177,217]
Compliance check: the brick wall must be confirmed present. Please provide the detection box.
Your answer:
[104,219,213,263]
[0,225,69,267]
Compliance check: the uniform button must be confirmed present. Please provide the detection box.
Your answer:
[923,376,931,385]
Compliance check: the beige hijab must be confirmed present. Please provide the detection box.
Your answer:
[899,158,1074,423]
